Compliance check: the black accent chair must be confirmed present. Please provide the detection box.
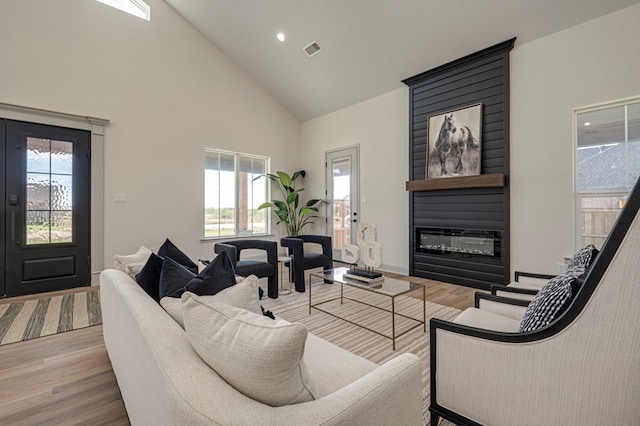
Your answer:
[280,235,333,293]
[213,240,278,299]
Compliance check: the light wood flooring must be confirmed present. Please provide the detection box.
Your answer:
[0,275,480,425]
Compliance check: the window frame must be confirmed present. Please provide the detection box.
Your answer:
[95,0,151,21]
[203,149,270,240]
[574,96,640,249]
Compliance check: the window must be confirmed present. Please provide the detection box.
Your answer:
[575,98,640,248]
[204,150,269,238]
[96,0,150,21]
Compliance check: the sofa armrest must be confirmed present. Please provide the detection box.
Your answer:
[491,284,538,301]
[280,353,422,425]
[514,270,554,282]
[475,293,529,320]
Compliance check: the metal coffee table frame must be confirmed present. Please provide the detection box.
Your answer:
[309,267,426,350]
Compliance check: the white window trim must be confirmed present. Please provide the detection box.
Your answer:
[203,149,270,240]
[573,95,640,249]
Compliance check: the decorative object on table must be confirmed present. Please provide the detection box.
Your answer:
[254,170,327,236]
[341,244,360,264]
[427,103,482,179]
[344,223,383,283]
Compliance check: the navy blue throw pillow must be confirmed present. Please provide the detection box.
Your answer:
[182,250,237,296]
[157,238,198,274]
[163,251,237,298]
[135,253,165,301]
[159,257,197,299]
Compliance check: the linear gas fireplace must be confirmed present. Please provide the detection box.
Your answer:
[416,227,500,259]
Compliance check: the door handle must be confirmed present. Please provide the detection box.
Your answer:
[10,211,15,243]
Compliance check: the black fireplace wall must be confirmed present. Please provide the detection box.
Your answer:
[403,39,514,290]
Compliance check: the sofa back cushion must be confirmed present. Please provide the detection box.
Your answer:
[160,275,262,328]
[182,293,317,407]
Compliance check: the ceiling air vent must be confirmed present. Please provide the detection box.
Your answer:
[303,41,323,58]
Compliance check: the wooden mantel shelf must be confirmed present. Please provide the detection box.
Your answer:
[406,173,505,192]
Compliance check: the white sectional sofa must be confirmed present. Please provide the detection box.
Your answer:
[100,269,423,425]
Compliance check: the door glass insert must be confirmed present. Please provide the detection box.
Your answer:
[332,157,351,250]
[26,137,73,245]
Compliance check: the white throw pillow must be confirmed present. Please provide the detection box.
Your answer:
[160,275,262,328]
[114,246,152,278]
[182,293,317,407]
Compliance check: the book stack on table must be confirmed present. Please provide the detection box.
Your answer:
[343,268,384,284]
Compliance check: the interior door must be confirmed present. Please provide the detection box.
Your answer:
[325,145,359,260]
[3,120,91,297]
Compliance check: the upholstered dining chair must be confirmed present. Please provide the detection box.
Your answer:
[213,240,278,298]
[280,235,333,292]
[429,176,640,425]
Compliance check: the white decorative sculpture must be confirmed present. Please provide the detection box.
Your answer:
[342,223,383,273]
[341,244,360,264]
[362,242,383,268]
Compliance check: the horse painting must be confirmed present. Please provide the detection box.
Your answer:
[434,114,457,176]
[426,104,482,179]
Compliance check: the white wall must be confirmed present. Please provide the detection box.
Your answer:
[301,89,409,273]
[301,3,640,277]
[510,3,640,274]
[0,0,301,271]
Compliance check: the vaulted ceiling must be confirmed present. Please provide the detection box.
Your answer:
[164,0,640,122]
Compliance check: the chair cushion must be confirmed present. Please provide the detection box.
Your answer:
[566,244,598,275]
[303,253,330,269]
[236,260,274,279]
[453,308,521,332]
[518,274,580,332]
[182,294,318,407]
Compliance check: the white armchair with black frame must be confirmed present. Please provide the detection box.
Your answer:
[429,176,640,426]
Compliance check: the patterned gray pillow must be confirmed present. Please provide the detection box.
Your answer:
[518,274,577,333]
[566,244,598,276]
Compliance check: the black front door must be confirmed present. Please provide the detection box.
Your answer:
[2,119,91,297]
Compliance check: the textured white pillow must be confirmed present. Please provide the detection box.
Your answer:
[182,293,317,407]
[160,275,262,328]
[113,246,152,278]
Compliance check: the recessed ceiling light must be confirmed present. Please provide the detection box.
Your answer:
[276,32,286,42]
[584,122,591,126]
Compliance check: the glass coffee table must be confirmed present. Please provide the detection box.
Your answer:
[308,267,426,350]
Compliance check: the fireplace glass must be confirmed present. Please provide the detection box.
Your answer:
[416,227,500,258]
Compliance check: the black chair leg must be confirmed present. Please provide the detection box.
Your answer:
[267,275,278,299]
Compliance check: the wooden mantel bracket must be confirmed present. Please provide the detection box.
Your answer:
[406,173,505,192]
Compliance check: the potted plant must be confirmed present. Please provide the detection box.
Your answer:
[255,170,326,236]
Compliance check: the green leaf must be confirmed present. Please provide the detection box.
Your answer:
[305,198,324,207]
[257,202,274,210]
[286,191,299,205]
[273,200,288,211]
[276,171,292,188]
[299,207,314,217]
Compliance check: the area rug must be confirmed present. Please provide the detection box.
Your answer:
[261,279,461,426]
[0,288,101,346]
